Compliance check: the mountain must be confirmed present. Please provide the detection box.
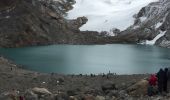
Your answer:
[122,0,170,48]
[0,0,110,47]
[0,0,170,48]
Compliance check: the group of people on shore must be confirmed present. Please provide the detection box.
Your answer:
[148,68,169,96]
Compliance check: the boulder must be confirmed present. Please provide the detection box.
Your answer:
[101,82,116,92]
[127,79,149,96]
[118,90,129,99]
[32,87,52,95]
[76,17,88,26]
[69,96,78,100]
[83,95,95,100]
[95,95,105,100]
[0,90,20,100]
[25,88,55,100]
[47,11,61,19]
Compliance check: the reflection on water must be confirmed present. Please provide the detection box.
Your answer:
[0,44,170,74]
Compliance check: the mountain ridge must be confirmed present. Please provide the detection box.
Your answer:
[0,0,170,48]
[122,0,170,48]
[0,0,112,47]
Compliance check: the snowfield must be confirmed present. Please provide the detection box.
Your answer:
[68,0,158,32]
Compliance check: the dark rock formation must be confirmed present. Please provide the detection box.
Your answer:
[67,16,88,31]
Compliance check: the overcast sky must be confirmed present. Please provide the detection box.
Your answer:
[68,0,158,32]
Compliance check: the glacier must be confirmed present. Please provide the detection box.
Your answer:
[67,0,158,32]
[142,31,166,45]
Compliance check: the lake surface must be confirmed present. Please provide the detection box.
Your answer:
[0,44,170,74]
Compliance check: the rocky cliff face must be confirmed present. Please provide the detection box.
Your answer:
[0,0,106,47]
[122,0,170,48]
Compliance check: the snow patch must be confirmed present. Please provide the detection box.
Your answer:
[107,31,116,36]
[144,31,166,45]
[155,22,163,29]
[68,0,158,32]
[133,25,140,29]
[140,17,147,22]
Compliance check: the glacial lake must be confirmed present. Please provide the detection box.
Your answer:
[0,44,170,75]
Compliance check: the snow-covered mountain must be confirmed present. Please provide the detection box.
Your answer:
[123,0,170,48]
[68,0,158,32]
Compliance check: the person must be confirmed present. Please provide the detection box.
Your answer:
[163,68,168,92]
[148,74,158,96]
[149,74,158,86]
[156,68,164,94]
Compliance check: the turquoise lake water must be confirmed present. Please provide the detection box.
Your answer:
[0,44,170,74]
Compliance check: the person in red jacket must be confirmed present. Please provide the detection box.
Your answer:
[148,74,158,96]
[149,74,158,86]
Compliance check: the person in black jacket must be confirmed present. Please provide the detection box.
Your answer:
[163,68,168,92]
[157,68,164,93]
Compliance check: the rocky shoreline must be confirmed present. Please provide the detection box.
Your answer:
[1,57,170,100]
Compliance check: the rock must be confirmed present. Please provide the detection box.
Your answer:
[112,96,116,100]
[0,89,20,100]
[32,87,52,95]
[83,95,95,100]
[119,90,129,99]
[47,11,61,19]
[166,93,170,97]
[25,89,54,100]
[0,92,14,100]
[58,77,65,83]
[127,79,149,96]
[67,89,77,96]
[95,95,105,100]
[30,87,54,100]
[24,87,55,100]
[24,90,38,100]
[76,17,88,27]
[153,96,164,100]
[156,36,170,48]
[68,16,88,30]
[101,82,116,92]
[54,92,69,100]
[106,90,119,97]
[69,96,78,100]
[111,28,121,36]
[84,87,103,96]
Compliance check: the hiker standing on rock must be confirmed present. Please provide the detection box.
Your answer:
[156,68,164,94]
